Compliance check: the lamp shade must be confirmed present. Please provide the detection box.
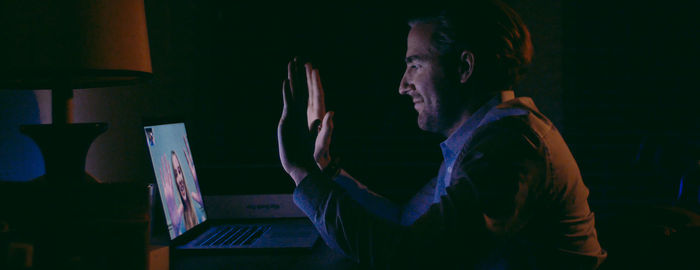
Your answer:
[0,0,153,89]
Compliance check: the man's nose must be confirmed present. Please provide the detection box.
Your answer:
[399,73,411,95]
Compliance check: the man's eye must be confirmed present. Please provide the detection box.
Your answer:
[410,65,419,69]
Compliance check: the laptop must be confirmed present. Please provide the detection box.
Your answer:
[143,122,319,250]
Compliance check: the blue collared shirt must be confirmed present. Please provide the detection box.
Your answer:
[435,96,500,202]
[330,91,528,226]
[434,93,529,202]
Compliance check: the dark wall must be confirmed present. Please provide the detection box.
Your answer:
[180,1,440,197]
[8,1,697,204]
[561,0,699,205]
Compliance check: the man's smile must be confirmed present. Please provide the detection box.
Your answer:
[412,97,424,110]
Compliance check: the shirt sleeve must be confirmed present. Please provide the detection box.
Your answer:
[331,170,401,224]
[400,176,438,226]
[324,170,439,226]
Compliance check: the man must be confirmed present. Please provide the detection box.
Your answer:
[277,0,606,268]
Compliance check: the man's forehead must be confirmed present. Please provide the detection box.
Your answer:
[406,22,437,58]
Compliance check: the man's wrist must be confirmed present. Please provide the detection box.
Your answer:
[289,168,308,186]
[289,164,321,186]
[321,157,341,178]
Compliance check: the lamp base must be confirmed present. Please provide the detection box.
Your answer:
[20,123,108,184]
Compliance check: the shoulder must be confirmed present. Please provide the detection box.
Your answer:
[449,98,555,188]
[469,97,556,152]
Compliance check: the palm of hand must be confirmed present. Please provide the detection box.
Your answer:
[278,59,335,183]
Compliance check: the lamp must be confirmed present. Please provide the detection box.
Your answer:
[0,0,153,183]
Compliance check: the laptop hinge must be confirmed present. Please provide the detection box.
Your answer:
[203,194,306,219]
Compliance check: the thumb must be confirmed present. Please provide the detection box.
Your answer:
[314,111,334,168]
[318,111,334,147]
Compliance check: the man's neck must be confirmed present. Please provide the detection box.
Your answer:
[443,110,472,137]
[442,90,511,137]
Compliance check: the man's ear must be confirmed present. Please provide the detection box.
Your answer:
[458,50,474,84]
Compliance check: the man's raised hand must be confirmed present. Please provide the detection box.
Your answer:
[278,58,316,185]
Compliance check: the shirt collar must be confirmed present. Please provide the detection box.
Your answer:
[439,90,513,163]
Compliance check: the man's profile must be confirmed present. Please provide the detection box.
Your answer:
[277,0,606,268]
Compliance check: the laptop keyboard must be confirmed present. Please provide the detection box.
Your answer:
[196,225,271,247]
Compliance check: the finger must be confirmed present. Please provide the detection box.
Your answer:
[287,58,299,102]
[307,67,326,129]
[288,58,299,100]
[305,62,316,128]
[305,62,315,98]
[317,111,334,148]
[287,59,294,82]
[312,68,326,113]
[314,111,334,169]
[281,79,291,117]
[286,60,297,116]
[293,58,309,109]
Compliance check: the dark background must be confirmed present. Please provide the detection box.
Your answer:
[142,0,700,203]
[3,0,697,200]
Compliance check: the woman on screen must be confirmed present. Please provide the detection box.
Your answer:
[171,150,198,230]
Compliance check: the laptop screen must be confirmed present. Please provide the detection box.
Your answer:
[144,123,207,240]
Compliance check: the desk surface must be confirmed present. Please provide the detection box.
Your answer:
[172,240,359,270]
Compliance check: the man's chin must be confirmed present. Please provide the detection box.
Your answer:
[417,118,435,133]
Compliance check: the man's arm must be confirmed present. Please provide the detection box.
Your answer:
[293,117,546,268]
[323,170,439,226]
[331,170,401,224]
[294,165,489,268]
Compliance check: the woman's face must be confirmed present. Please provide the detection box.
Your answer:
[171,153,188,201]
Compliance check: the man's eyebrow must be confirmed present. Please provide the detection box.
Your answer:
[405,55,426,63]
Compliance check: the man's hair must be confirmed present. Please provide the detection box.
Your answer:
[408,0,533,91]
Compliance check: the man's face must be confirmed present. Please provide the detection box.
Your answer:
[399,23,459,135]
[171,153,188,200]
